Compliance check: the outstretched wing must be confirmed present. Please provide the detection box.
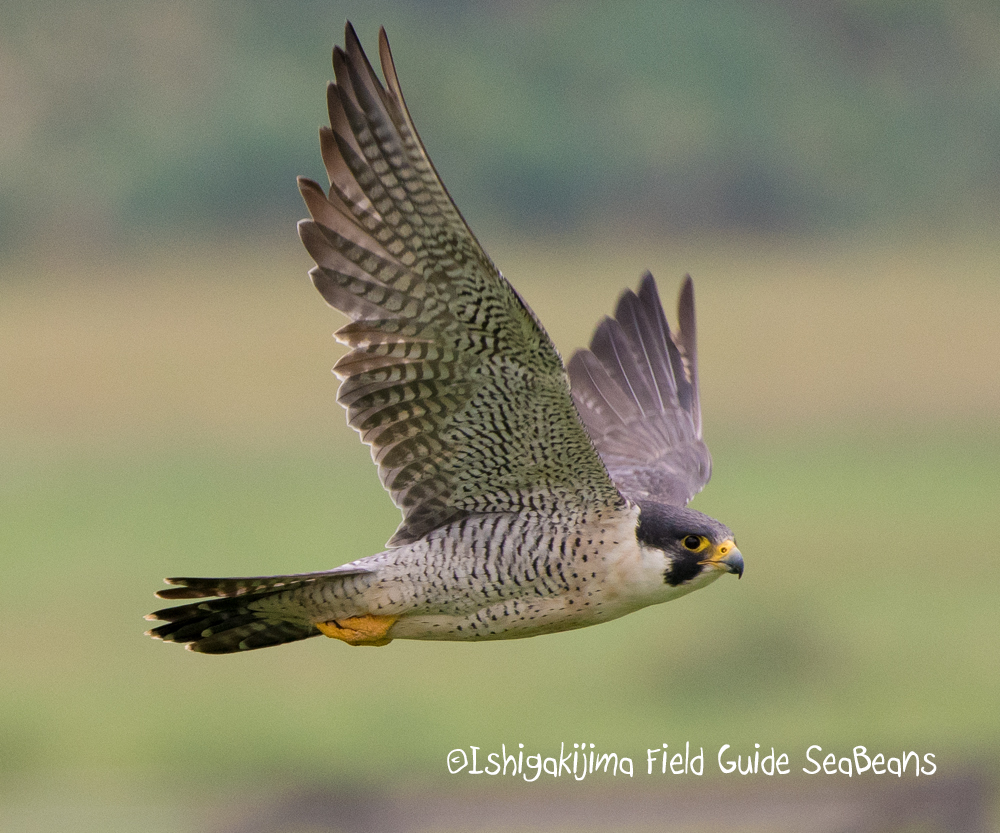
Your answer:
[298,24,621,547]
[568,274,712,507]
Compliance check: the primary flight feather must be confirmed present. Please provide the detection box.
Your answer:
[146,23,742,654]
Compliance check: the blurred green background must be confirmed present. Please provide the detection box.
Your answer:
[2,1,998,831]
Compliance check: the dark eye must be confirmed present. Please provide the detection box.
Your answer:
[683,535,703,551]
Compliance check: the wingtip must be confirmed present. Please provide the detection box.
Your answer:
[332,44,348,78]
[634,271,663,308]
[297,178,327,219]
[344,20,360,48]
[634,273,694,318]
[677,274,696,333]
[298,218,321,252]
[378,26,395,78]
[679,273,695,306]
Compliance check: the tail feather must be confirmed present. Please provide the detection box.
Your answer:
[146,588,314,653]
[146,566,374,654]
[155,566,372,600]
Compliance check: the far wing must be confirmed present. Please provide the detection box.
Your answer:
[568,274,712,507]
[299,25,622,547]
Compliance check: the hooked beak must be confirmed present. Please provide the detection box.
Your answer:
[699,540,744,579]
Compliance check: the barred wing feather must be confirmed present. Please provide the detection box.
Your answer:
[298,25,621,547]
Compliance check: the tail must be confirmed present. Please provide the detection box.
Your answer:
[145,567,373,654]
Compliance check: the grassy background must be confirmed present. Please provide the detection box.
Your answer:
[2,234,998,830]
[3,0,1000,830]
[5,0,1000,251]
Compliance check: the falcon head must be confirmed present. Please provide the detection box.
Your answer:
[636,501,743,587]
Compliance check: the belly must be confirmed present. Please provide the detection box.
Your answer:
[386,590,650,641]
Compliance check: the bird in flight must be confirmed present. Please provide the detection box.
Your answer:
[146,23,743,654]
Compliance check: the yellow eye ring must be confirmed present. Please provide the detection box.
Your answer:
[682,535,705,551]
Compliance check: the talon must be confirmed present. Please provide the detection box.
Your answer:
[316,614,397,646]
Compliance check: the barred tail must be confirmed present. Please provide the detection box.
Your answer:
[145,567,372,654]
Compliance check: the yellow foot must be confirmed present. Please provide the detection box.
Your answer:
[315,614,398,647]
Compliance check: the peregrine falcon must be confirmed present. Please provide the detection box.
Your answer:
[146,24,743,654]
